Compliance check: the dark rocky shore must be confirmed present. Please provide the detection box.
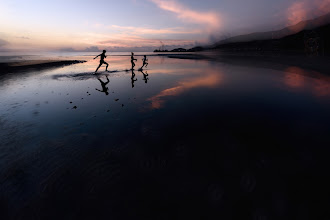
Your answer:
[0,60,86,75]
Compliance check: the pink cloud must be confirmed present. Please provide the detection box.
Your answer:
[150,0,221,31]
[316,0,330,14]
[287,2,307,26]
[98,35,195,47]
[110,25,201,35]
[287,0,330,28]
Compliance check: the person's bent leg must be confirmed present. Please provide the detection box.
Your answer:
[104,62,109,71]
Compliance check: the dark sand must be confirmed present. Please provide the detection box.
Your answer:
[0,60,86,75]
[0,54,329,220]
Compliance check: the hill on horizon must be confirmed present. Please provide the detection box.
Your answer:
[210,11,330,47]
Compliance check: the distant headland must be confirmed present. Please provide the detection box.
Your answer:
[155,12,330,56]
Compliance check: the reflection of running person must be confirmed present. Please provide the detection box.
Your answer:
[94,50,109,73]
[131,69,137,88]
[141,55,148,69]
[141,70,149,83]
[131,52,137,69]
[95,76,110,95]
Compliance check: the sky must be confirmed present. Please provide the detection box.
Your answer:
[0,0,330,52]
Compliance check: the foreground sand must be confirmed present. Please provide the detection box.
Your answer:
[0,55,329,219]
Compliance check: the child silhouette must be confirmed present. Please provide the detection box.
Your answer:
[141,55,148,69]
[131,52,137,69]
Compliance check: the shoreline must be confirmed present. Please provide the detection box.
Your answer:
[0,60,86,74]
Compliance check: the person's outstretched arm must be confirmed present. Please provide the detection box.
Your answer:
[94,54,101,59]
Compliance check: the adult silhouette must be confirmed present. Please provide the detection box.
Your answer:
[94,50,109,73]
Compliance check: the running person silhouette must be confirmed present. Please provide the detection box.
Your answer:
[131,52,137,69]
[141,55,148,69]
[94,50,109,73]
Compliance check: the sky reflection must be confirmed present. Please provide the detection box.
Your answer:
[284,66,330,97]
[147,69,222,109]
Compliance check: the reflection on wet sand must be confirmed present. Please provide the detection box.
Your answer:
[284,66,330,97]
[131,69,137,88]
[140,70,149,83]
[284,67,306,88]
[150,68,203,75]
[95,76,110,95]
[147,69,223,109]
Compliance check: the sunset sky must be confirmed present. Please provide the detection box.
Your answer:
[0,0,329,52]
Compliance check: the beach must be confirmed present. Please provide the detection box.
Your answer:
[0,53,330,219]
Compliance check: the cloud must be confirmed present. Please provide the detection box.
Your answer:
[16,36,30,40]
[59,47,76,52]
[315,0,330,14]
[287,0,330,27]
[287,2,307,26]
[0,38,9,47]
[150,0,220,30]
[110,25,200,35]
[59,46,101,52]
[83,46,100,52]
[56,32,196,52]
[98,35,195,48]
[78,23,204,50]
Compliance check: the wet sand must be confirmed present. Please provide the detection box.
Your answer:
[0,55,329,219]
[164,51,330,75]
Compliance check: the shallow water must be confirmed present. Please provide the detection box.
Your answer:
[1,56,330,219]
